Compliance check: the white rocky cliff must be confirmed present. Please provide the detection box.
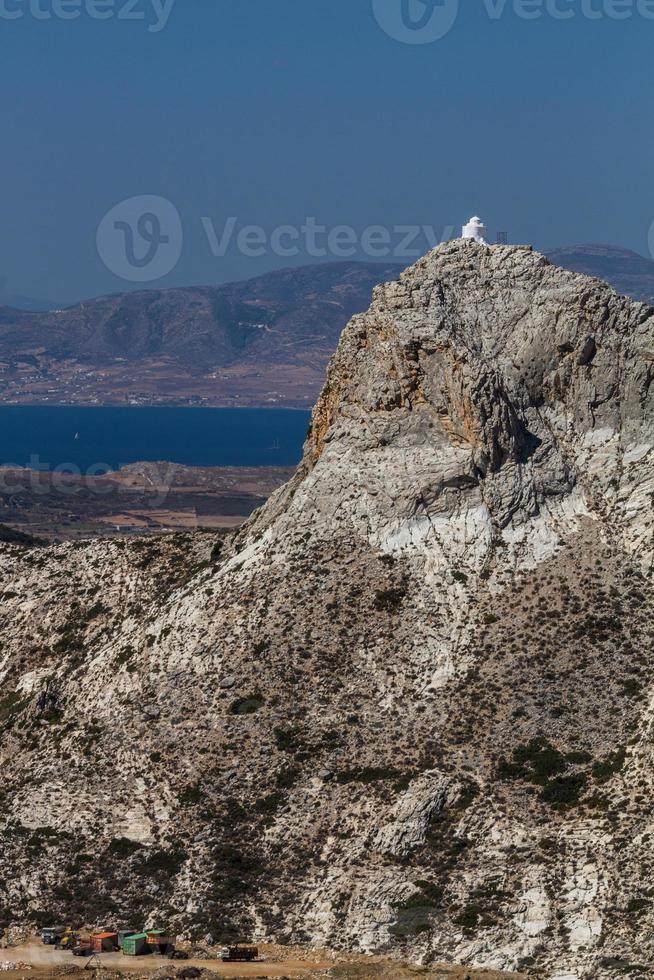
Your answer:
[1,239,654,979]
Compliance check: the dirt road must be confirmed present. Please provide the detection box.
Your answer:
[0,940,327,977]
[0,940,526,980]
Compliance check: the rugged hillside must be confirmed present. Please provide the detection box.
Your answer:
[1,247,652,407]
[1,240,654,978]
[546,244,654,308]
[0,262,404,364]
[0,262,402,407]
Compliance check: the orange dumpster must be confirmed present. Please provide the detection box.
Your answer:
[90,932,118,952]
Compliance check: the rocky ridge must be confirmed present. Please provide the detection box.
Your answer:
[1,240,654,979]
[546,244,654,308]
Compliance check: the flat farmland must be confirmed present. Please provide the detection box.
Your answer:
[0,463,293,540]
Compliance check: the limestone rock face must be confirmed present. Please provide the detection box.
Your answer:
[245,240,653,572]
[2,240,654,980]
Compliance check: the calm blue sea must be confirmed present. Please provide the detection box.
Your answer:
[0,406,311,472]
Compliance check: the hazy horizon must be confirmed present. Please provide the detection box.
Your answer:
[2,239,653,312]
[1,0,653,304]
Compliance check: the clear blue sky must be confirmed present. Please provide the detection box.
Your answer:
[1,0,653,304]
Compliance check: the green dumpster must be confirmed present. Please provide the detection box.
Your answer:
[122,933,149,956]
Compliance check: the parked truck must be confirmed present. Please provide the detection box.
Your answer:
[41,926,66,946]
[220,944,258,962]
[72,940,94,957]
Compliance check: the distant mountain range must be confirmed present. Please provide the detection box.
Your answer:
[545,244,654,307]
[0,278,57,312]
[0,261,402,365]
[0,262,402,408]
[0,245,652,407]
